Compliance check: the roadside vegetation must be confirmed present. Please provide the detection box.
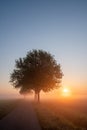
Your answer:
[34,98,87,130]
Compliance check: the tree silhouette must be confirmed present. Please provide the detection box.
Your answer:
[10,49,63,102]
[19,87,33,99]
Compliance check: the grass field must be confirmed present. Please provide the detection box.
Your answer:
[34,97,87,130]
[0,99,20,120]
[0,97,87,130]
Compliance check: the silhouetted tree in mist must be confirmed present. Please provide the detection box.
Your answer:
[10,49,63,102]
[19,87,33,99]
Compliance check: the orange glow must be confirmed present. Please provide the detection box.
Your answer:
[63,88,69,93]
[62,87,71,97]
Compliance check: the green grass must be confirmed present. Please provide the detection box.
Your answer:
[0,99,20,120]
[34,99,87,130]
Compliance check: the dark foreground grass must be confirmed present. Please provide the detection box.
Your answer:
[34,98,87,130]
[0,99,20,120]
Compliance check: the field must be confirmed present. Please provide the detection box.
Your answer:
[34,97,87,130]
[0,99,20,120]
[0,97,87,130]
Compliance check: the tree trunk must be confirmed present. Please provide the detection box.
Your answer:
[37,92,40,103]
[34,92,37,101]
[34,90,40,103]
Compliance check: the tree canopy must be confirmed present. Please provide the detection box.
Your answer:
[10,49,63,102]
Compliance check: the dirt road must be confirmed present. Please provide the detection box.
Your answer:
[0,100,41,130]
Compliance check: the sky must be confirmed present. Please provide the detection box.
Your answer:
[0,0,87,98]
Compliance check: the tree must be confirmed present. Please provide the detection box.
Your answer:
[19,87,33,99]
[10,49,63,102]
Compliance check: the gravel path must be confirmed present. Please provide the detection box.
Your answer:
[0,100,41,130]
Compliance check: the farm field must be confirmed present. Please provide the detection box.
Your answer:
[0,97,87,130]
[34,97,87,130]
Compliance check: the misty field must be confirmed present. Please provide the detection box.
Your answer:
[0,99,20,120]
[34,97,87,130]
[0,98,87,130]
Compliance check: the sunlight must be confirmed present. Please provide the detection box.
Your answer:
[62,87,71,97]
[63,88,69,93]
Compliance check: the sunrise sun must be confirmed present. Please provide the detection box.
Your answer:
[62,88,71,96]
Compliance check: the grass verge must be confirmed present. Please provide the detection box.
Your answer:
[33,100,87,130]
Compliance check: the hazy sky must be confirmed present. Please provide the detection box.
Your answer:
[0,0,87,98]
